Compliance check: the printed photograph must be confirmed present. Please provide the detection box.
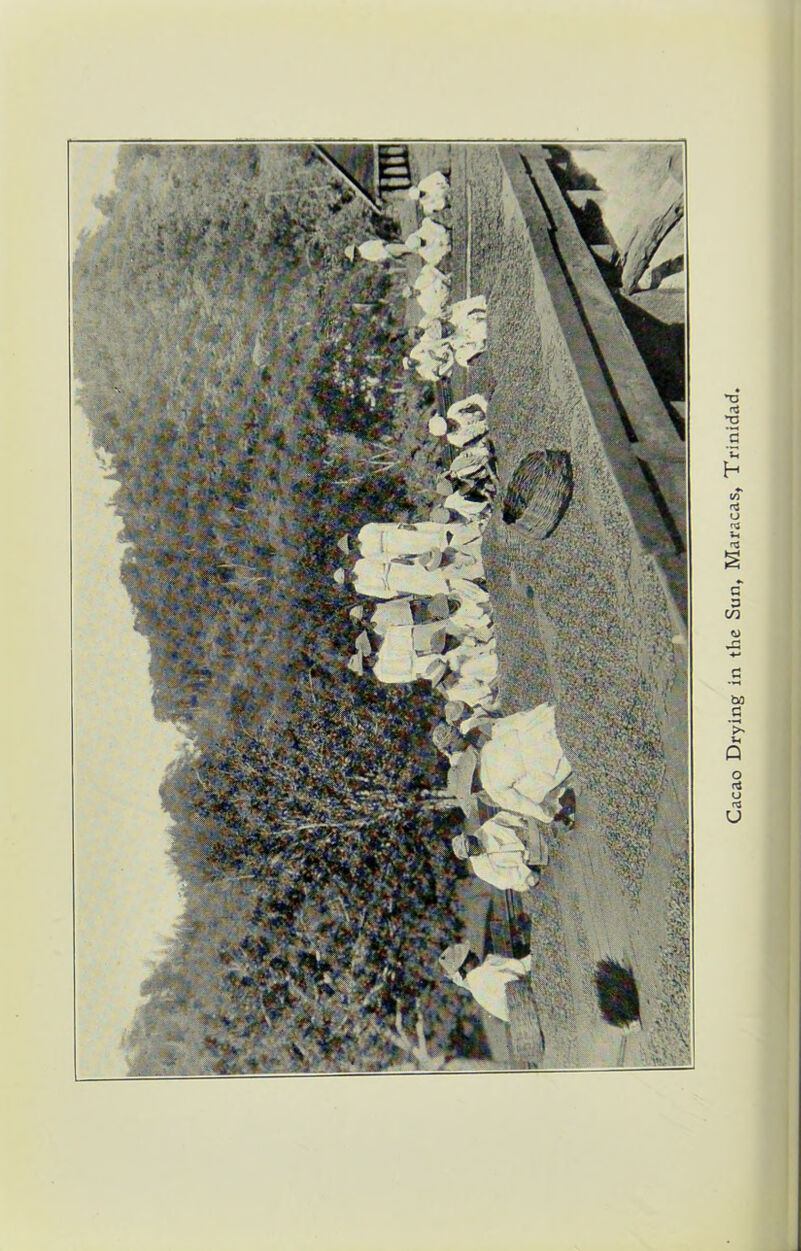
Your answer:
[70,140,690,1077]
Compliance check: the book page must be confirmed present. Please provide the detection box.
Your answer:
[1,1,797,1248]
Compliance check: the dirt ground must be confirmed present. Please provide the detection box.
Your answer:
[414,143,692,1069]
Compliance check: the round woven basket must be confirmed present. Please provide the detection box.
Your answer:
[502,449,574,538]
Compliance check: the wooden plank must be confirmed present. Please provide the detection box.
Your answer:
[506,980,545,1068]
[565,188,607,209]
[520,147,686,460]
[498,145,687,618]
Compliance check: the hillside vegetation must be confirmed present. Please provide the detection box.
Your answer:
[73,143,482,1074]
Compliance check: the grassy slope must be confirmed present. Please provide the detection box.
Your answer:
[192,251,408,741]
[188,259,321,740]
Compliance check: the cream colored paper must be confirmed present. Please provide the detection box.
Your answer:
[1,1,797,1249]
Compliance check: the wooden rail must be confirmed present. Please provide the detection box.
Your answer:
[498,144,687,623]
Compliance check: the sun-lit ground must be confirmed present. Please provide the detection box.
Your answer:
[439,143,691,1068]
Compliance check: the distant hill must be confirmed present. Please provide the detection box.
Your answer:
[73,142,405,731]
[73,142,478,1076]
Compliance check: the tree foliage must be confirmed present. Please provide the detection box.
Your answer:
[73,143,418,729]
[74,143,482,1075]
[129,682,471,1075]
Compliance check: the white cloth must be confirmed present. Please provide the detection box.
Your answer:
[353,557,451,600]
[449,321,487,366]
[469,851,537,894]
[445,637,497,676]
[447,420,488,448]
[357,520,480,560]
[468,812,536,894]
[445,673,499,711]
[460,954,532,1022]
[384,561,452,599]
[370,598,414,634]
[448,443,493,477]
[414,264,451,298]
[444,395,489,445]
[418,170,450,195]
[411,620,448,654]
[418,321,445,345]
[479,705,572,821]
[448,393,488,419]
[449,521,483,548]
[406,218,448,246]
[358,521,474,559]
[408,333,454,381]
[373,626,416,684]
[443,537,485,579]
[478,810,528,846]
[412,653,448,685]
[410,170,449,213]
[415,280,450,322]
[405,218,450,266]
[443,492,491,520]
[419,226,449,255]
[413,266,450,330]
[352,558,392,598]
[373,624,448,685]
[449,578,490,605]
[447,600,494,642]
[450,653,497,689]
[357,239,404,263]
[449,295,487,326]
[415,311,444,333]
